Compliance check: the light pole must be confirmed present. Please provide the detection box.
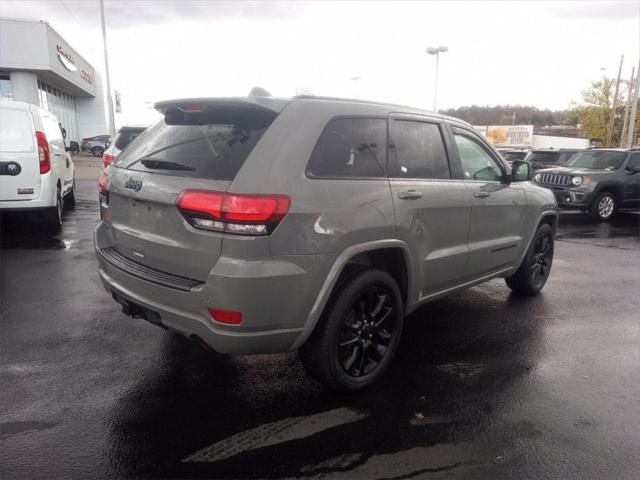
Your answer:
[100,0,116,139]
[426,45,448,112]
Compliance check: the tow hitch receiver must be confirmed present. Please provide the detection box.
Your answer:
[111,289,163,326]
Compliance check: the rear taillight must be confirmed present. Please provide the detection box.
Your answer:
[35,131,50,174]
[82,139,89,144]
[103,153,115,168]
[98,171,109,210]
[176,190,290,236]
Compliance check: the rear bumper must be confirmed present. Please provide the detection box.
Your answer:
[94,225,331,354]
[0,174,56,210]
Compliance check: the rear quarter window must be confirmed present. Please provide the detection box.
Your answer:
[0,108,34,152]
[307,118,387,178]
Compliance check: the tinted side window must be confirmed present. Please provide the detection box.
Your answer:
[453,129,503,181]
[628,153,640,169]
[389,120,450,179]
[308,118,387,178]
[115,130,143,150]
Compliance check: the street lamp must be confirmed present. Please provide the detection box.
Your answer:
[426,45,448,112]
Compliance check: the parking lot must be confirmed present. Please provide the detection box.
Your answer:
[1,158,639,479]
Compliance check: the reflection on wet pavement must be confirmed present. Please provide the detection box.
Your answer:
[1,181,639,479]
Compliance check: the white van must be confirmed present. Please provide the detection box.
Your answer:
[0,99,75,230]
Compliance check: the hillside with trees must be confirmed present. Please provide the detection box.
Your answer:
[439,105,570,127]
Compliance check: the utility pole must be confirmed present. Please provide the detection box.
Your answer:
[620,66,635,148]
[625,56,640,148]
[100,0,116,139]
[605,55,623,147]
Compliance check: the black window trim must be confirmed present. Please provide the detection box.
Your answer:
[450,125,510,183]
[386,116,453,182]
[305,115,390,181]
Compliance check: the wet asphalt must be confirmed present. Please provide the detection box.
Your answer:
[1,180,639,479]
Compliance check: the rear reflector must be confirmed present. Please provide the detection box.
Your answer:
[35,131,50,174]
[208,308,242,325]
[177,190,290,235]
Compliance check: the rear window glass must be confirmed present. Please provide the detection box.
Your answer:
[503,151,527,161]
[527,152,560,163]
[114,129,144,150]
[115,106,277,180]
[0,108,34,152]
[307,118,387,178]
[388,120,450,179]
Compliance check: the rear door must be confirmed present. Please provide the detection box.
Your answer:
[102,101,282,281]
[388,115,470,294]
[0,103,39,201]
[449,126,526,278]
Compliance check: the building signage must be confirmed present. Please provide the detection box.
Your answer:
[473,125,534,147]
[80,70,93,84]
[56,44,77,72]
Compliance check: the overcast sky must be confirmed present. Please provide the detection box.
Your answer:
[1,0,638,126]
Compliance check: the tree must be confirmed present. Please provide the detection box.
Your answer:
[570,76,638,147]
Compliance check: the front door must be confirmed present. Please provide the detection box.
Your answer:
[623,153,640,204]
[449,126,527,278]
[388,116,470,297]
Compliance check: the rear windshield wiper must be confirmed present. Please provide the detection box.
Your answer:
[139,158,196,171]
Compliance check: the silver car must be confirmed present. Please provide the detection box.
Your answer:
[95,94,558,391]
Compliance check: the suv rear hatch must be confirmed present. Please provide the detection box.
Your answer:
[101,98,288,282]
[0,103,40,201]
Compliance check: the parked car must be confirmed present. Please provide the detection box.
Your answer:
[95,95,558,391]
[524,148,583,171]
[68,140,80,154]
[81,134,110,157]
[0,99,75,230]
[102,125,147,168]
[498,149,529,163]
[533,148,640,221]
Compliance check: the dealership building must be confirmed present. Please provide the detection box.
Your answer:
[0,18,107,143]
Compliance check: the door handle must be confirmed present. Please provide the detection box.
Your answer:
[473,191,490,198]
[397,190,423,200]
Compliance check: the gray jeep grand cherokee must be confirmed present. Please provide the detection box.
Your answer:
[95,95,558,391]
[533,149,640,221]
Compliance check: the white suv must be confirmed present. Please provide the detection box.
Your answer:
[0,99,75,230]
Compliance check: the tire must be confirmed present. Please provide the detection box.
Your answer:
[589,191,616,221]
[299,269,404,392]
[505,223,554,295]
[92,147,104,157]
[64,178,76,211]
[44,186,63,232]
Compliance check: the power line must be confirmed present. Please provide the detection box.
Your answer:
[58,0,86,32]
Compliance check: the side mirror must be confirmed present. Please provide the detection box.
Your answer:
[511,160,532,182]
[626,164,640,174]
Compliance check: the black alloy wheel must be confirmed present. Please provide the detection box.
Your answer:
[338,286,396,378]
[299,269,404,391]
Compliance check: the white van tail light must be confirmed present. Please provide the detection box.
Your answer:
[176,190,290,236]
[35,131,50,174]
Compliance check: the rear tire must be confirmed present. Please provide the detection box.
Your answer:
[589,192,616,221]
[64,179,76,211]
[505,223,554,295]
[299,269,403,392]
[92,147,104,157]
[44,186,63,232]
